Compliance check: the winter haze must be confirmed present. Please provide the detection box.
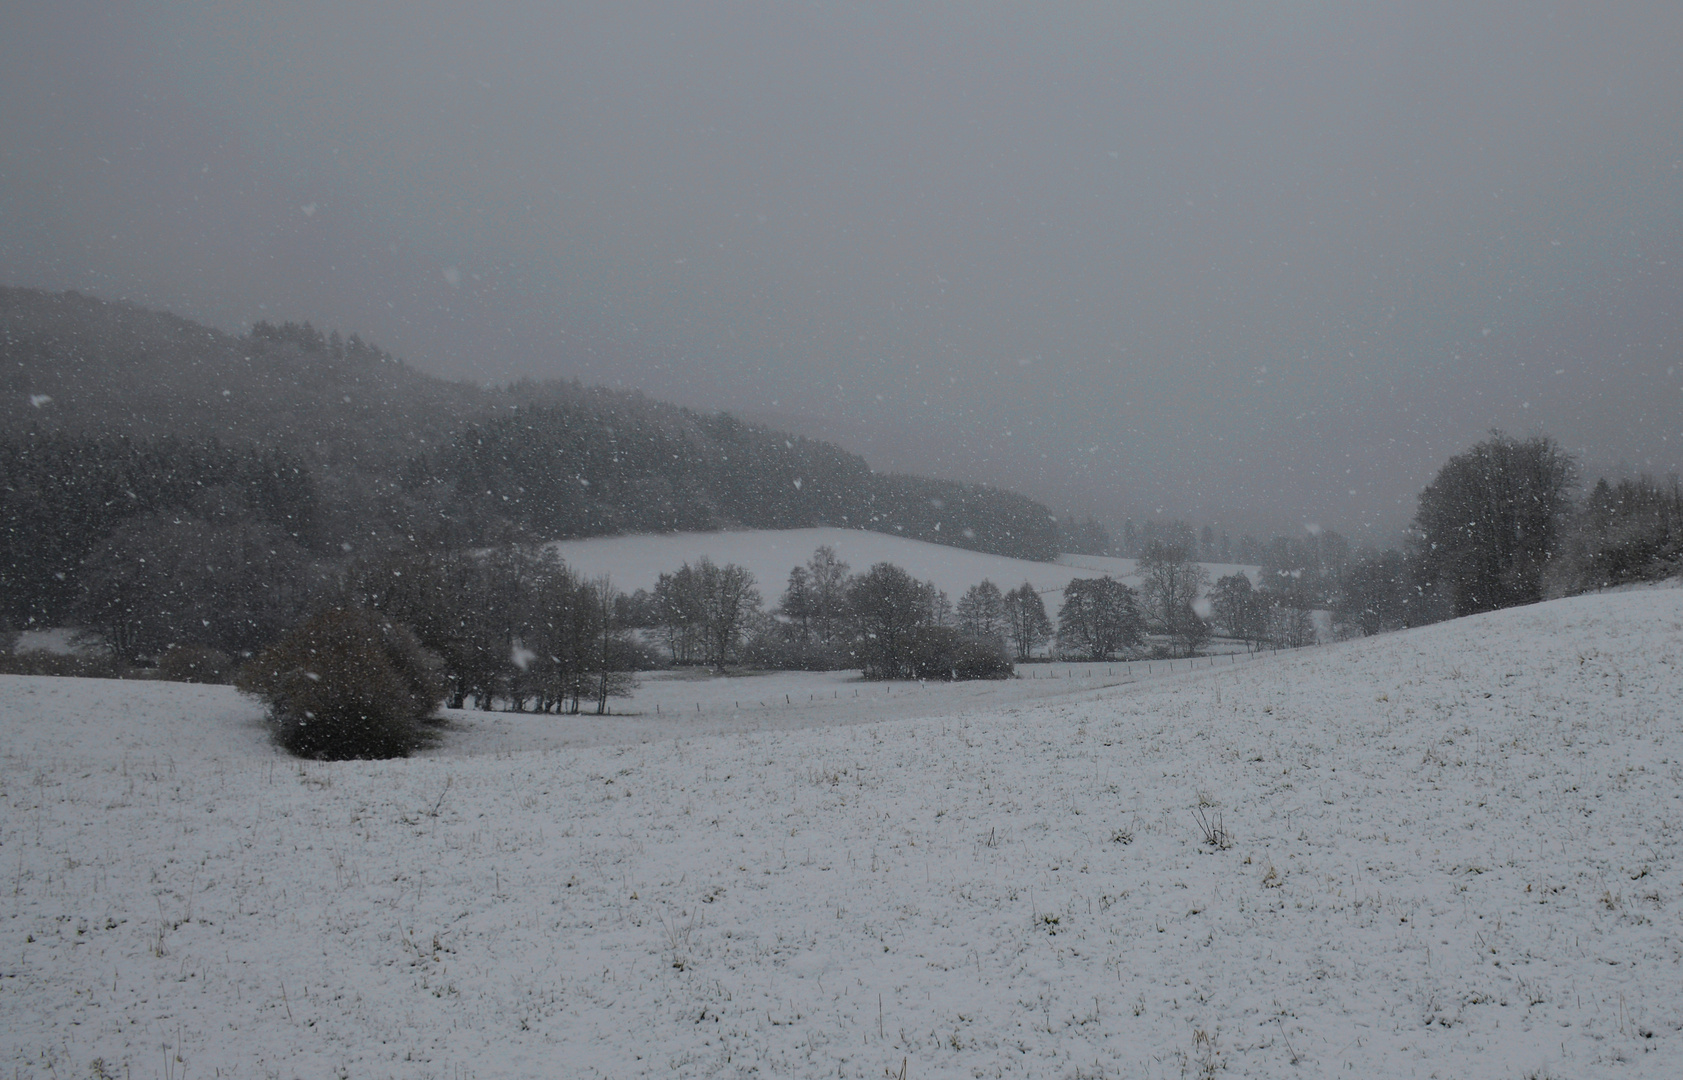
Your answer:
[4,2,1681,537]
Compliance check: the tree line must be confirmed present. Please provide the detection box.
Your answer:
[1202,432,1682,643]
[17,429,1667,684]
[624,540,1223,674]
[624,546,1015,681]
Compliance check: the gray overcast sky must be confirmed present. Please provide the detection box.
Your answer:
[4,2,1682,541]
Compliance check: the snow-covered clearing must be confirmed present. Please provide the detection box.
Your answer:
[7,629,92,657]
[547,527,1257,613]
[4,589,1681,1078]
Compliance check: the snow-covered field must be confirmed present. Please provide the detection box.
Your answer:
[547,527,1257,613]
[4,588,1681,1078]
[436,655,1255,755]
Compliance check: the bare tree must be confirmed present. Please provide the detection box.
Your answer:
[927,586,953,628]
[1055,577,1143,660]
[1412,431,1575,617]
[1262,595,1317,649]
[848,562,934,679]
[652,564,707,664]
[1336,548,1414,635]
[956,580,1005,640]
[1138,540,1210,656]
[588,576,638,714]
[1210,572,1267,648]
[1001,582,1052,662]
[663,555,764,666]
[805,545,852,646]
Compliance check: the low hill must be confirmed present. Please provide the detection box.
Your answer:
[6,586,1677,1075]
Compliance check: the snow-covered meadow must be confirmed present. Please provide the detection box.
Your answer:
[547,527,1258,615]
[4,587,1681,1077]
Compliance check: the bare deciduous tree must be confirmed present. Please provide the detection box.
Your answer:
[956,580,1005,640]
[1139,540,1210,656]
[1412,431,1575,617]
[1055,577,1142,660]
[1001,583,1052,662]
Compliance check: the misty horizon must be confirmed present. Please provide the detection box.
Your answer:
[5,3,1681,543]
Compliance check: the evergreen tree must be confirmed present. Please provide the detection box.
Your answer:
[779,565,814,648]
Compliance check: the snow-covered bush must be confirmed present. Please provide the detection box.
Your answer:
[236,608,444,760]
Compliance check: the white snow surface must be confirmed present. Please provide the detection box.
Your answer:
[8,628,94,656]
[547,527,1257,612]
[4,590,1682,1078]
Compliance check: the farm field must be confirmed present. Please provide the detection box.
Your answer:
[3,587,1681,1077]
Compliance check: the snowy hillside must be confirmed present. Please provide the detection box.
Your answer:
[548,526,1257,610]
[4,588,1681,1077]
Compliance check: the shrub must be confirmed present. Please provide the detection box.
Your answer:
[944,631,1014,680]
[902,625,1013,681]
[741,620,854,670]
[236,608,445,760]
[157,645,234,684]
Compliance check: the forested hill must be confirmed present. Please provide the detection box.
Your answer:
[415,405,1057,557]
[0,287,490,466]
[0,288,1058,585]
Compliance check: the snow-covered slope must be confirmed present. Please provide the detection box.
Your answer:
[548,526,1257,609]
[4,589,1680,1077]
